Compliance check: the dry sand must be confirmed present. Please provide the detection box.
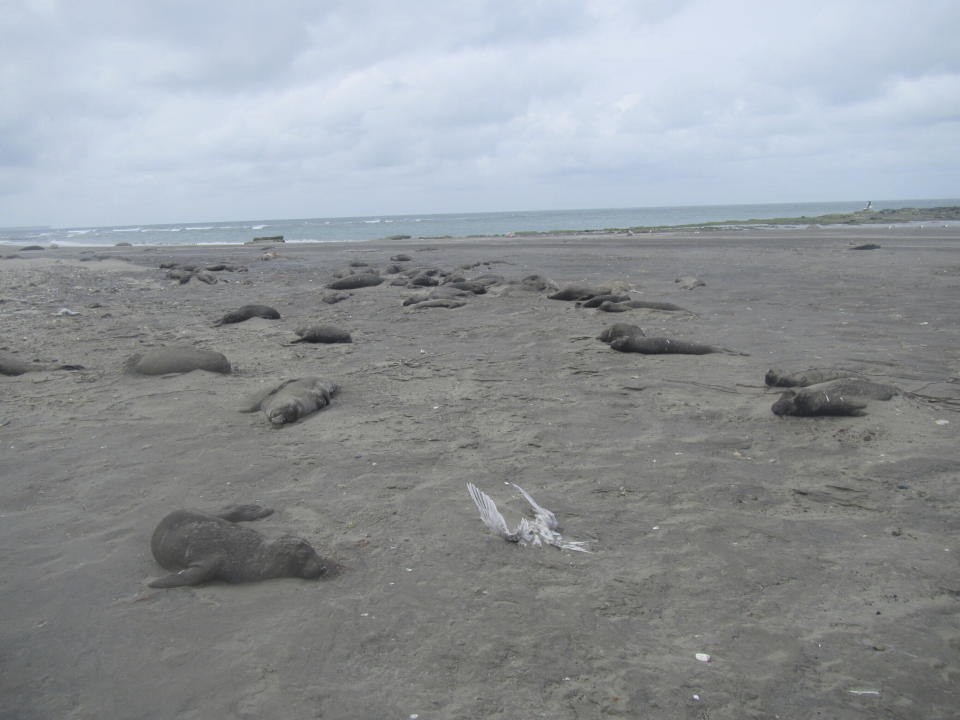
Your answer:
[2,226,958,719]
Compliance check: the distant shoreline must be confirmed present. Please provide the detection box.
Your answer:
[3,206,959,249]
[512,205,960,236]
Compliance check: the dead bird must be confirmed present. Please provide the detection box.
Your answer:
[467,482,590,552]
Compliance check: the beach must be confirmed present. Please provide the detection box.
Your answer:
[2,225,958,719]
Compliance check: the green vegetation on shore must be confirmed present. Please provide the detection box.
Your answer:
[507,206,960,237]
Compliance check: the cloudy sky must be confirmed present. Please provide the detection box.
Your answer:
[2,0,958,227]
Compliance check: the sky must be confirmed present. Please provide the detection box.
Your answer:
[2,0,958,228]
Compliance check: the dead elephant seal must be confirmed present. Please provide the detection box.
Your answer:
[327,274,383,290]
[597,323,645,343]
[599,300,691,313]
[764,367,863,388]
[0,352,83,376]
[675,275,705,290]
[213,304,281,326]
[412,299,466,309]
[610,336,748,356]
[579,294,630,308]
[771,379,899,417]
[125,347,231,375]
[549,285,612,301]
[293,325,352,343]
[240,377,339,425]
[149,504,337,588]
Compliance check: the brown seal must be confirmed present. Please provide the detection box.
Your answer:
[148,504,337,588]
[213,304,281,326]
[327,274,383,290]
[597,323,645,343]
[240,377,339,425]
[292,326,352,343]
[764,368,863,388]
[124,347,231,375]
[610,336,747,355]
[771,379,899,417]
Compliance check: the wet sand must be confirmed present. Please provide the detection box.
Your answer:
[2,225,959,719]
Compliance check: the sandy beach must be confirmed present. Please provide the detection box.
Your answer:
[2,225,958,719]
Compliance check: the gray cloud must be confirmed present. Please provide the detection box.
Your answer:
[2,0,958,226]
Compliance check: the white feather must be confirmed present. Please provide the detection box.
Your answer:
[467,482,591,552]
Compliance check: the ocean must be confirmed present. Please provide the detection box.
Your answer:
[2,198,957,248]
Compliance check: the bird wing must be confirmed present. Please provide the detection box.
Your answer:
[468,483,518,542]
[509,483,559,530]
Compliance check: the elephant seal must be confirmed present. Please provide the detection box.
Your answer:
[0,352,83,376]
[764,368,863,388]
[599,300,691,313]
[240,377,339,425]
[675,275,705,290]
[149,504,338,588]
[402,287,471,306]
[446,281,487,295]
[327,274,383,290]
[771,379,899,417]
[610,336,748,356]
[579,294,630,308]
[124,347,231,375]
[214,304,281,326]
[292,325,352,343]
[322,292,351,304]
[597,323,645,343]
[516,274,557,293]
[549,285,612,301]
[412,299,466,309]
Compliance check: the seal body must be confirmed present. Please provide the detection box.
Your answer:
[610,336,717,355]
[327,274,383,290]
[214,304,281,326]
[771,389,866,417]
[293,326,352,343]
[125,347,231,375]
[597,323,645,343]
[765,368,862,388]
[599,300,688,312]
[149,505,335,588]
[771,379,898,417]
[579,294,630,308]
[242,377,339,425]
[549,285,612,301]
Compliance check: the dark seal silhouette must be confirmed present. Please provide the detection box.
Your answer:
[124,347,231,375]
[213,304,281,326]
[240,377,340,425]
[610,336,747,356]
[771,379,899,417]
[765,368,863,388]
[149,504,338,588]
[327,274,383,290]
[579,294,630,308]
[0,352,83,376]
[599,300,691,313]
[597,323,645,343]
[549,285,612,301]
[292,325,352,343]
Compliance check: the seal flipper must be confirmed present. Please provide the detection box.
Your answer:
[215,504,274,522]
[148,564,216,588]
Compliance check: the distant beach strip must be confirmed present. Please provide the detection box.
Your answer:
[2,199,958,248]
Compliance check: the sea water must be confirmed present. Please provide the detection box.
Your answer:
[2,198,957,248]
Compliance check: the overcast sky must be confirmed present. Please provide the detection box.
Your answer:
[2,0,958,227]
